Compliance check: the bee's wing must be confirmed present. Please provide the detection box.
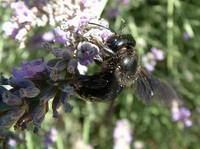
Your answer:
[134,68,182,106]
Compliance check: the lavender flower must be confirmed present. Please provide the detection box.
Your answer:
[182,32,190,41]
[2,90,22,106]
[83,27,113,42]
[113,119,132,149]
[0,106,26,128]
[107,8,120,19]
[142,47,164,72]
[42,28,70,44]
[2,21,18,38]
[2,1,37,42]
[142,53,156,72]
[60,84,74,112]
[53,28,70,44]
[77,42,99,65]
[44,128,58,149]
[172,107,192,127]
[12,59,47,79]
[150,47,164,61]
[3,0,105,46]
[11,1,36,24]
[0,0,116,143]
[8,138,17,148]
[117,0,129,5]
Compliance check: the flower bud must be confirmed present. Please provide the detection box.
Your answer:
[31,104,47,134]
[67,59,78,74]
[77,41,99,65]
[52,93,61,118]
[39,87,56,104]
[0,107,26,128]
[19,86,40,98]
[50,70,66,81]
[2,91,22,106]
[54,60,68,72]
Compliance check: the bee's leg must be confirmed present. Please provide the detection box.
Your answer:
[90,36,116,56]
[93,55,103,65]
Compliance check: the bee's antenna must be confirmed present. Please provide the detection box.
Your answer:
[88,22,117,34]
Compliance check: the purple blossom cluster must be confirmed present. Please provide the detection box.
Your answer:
[142,47,164,72]
[44,128,58,149]
[12,59,47,79]
[182,32,191,41]
[2,1,36,43]
[2,0,104,47]
[8,138,17,148]
[0,15,115,142]
[107,0,129,19]
[57,17,113,66]
[172,107,192,127]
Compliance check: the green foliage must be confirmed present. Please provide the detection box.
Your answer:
[0,0,200,148]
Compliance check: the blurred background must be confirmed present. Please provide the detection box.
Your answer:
[0,0,200,148]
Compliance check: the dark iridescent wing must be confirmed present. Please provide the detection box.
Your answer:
[134,67,182,105]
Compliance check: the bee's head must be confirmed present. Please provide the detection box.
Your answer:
[87,23,138,86]
[106,34,136,53]
[105,34,138,86]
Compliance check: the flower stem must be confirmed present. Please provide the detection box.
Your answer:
[26,132,34,149]
[82,117,91,144]
[167,0,174,70]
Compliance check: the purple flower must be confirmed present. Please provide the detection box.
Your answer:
[182,32,190,41]
[15,28,28,41]
[53,28,69,43]
[83,28,113,42]
[172,107,192,127]
[107,8,120,19]
[11,1,35,24]
[77,42,99,65]
[12,59,47,79]
[113,119,132,143]
[150,47,164,61]
[113,119,132,149]
[117,0,129,5]
[142,53,156,72]
[44,128,58,149]
[79,0,98,9]
[2,22,18,37]
[8,139,17,148]
[142,48,165,72]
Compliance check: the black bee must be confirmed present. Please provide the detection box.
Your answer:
[76,23,179,104]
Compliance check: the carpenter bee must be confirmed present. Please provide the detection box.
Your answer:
[76,23,180,104]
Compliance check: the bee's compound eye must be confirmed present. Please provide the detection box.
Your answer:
[121,57,137,74]
[106,36,118,52]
